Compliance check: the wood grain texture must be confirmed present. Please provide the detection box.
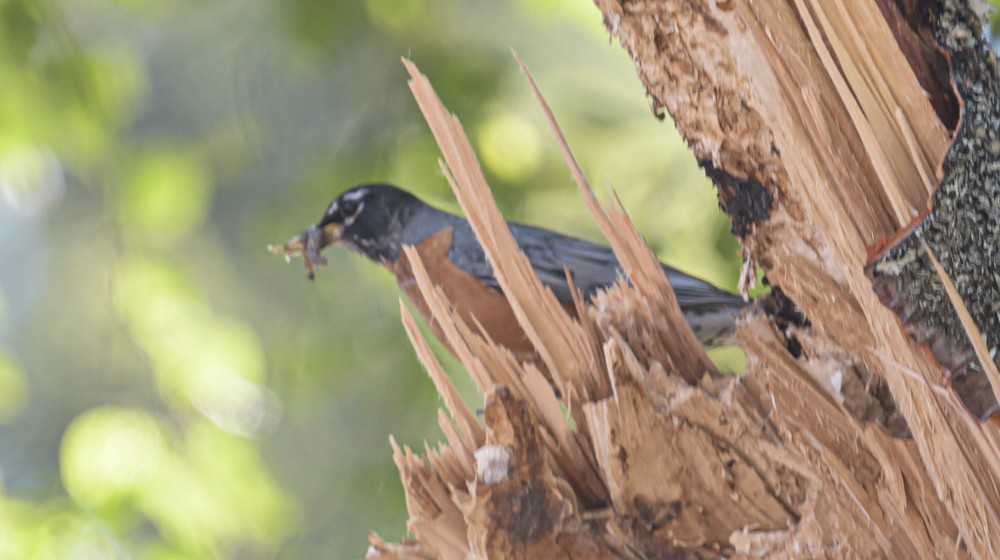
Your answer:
[366,2,1000,556]
[597,0,1000,556]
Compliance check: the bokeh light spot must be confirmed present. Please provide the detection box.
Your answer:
[0,144,65,216]
[155,319,276,435]
[113,256,277,434]
[35,513,125,560]
[134,420,296,553]
[477,111,542,182]
[364,0,424,32]
[60,407,166,509]
[513,0,606,37]
[113,256,202,341]
[116,150,211,245]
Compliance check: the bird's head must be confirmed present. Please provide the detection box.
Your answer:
[316,183,424,262]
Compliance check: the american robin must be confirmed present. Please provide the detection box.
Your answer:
[271,183,746,359]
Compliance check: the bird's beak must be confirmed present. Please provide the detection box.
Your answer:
[320,222,343,244]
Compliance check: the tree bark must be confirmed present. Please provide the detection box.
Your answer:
[368,1,1000,558]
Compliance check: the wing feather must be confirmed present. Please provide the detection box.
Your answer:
[447,221,745,313]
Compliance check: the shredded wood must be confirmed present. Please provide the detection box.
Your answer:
[363,55,955,560]
[513,51,719,383]
[366,2,1000,557]
[591,0,1000,557]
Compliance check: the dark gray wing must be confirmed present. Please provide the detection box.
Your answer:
[656,265,747,311]
[447,220,746,313]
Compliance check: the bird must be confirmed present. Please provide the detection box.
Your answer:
[271,183,747,360]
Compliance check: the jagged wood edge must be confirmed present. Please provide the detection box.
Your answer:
[595,0,1000,554]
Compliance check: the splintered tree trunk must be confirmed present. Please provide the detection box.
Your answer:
[367,1,1000,558]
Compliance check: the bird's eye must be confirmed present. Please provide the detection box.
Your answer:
[340,198,360,217]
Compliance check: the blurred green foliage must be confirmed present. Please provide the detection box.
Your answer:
[0,0,745,558]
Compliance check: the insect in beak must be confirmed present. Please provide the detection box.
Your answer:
[268,222,344,280]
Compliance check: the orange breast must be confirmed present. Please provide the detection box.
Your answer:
[385,227,541,362]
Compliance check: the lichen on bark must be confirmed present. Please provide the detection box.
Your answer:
[869,0,1000,419]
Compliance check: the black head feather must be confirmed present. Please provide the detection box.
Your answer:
[317,183,427,262]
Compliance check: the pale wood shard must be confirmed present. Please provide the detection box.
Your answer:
[739,315,962,557]
[584,337,799,557]
[388,435,469,560]
[403,242,609,507]
[400,300,485,456]
[370,1,1000,556]
[514,50,719,384]
[367,532,437,560]
[404,59,604,405]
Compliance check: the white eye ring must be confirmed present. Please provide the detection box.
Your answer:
[342,201,364,226]
[340,198,361,217]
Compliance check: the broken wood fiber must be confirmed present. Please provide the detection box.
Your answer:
[367,1,1000,557]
